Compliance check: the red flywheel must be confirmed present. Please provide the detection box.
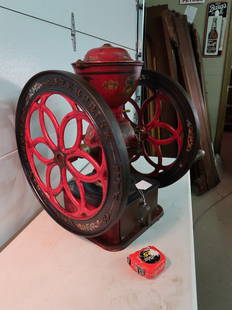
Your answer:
[124,70,199,187]
[16,71,130,237]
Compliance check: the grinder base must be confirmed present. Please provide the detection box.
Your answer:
[88,176,163,251]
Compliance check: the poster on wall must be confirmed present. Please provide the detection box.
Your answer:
[203,2,228,57]
[180,0,205,4]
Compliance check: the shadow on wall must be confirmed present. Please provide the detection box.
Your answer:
[0,77,21,156]
[0,78,41,249]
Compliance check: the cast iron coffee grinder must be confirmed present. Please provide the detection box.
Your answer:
[15,44,199,250]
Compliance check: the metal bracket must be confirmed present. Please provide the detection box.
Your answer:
[71,12,77,52]
[136,0,143,10]
[136,0,145,60]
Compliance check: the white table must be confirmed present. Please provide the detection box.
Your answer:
[0,172,197,310]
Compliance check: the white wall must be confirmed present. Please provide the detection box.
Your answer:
[0,0,138,247]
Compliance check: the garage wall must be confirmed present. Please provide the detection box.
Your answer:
[0,0,138,248]
[146,0,231,141]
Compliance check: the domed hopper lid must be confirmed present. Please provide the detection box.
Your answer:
[73,44,143,67]
[84,43,138,63]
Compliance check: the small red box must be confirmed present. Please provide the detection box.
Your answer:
[127,246,166,279]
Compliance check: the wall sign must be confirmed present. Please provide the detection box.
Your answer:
[203,2,228,56]
[180,0,205,4]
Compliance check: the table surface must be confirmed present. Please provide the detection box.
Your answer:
[0,172,197,310]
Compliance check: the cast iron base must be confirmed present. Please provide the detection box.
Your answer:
[88,176,163,251]
[88,205,163,251]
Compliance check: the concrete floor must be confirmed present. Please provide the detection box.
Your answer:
[192,132,232,310]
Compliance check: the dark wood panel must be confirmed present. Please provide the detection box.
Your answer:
[144,7,220,194]
[145,6,178,158]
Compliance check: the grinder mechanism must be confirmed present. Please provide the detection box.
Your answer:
[15,44,199,250]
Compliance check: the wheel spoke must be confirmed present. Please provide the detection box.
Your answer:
[46,163,63,196]
[66,162,99,183]
[39,105,59,151]
[59,111,83,153]
[147,122,181,145]
[67,149,102,183]
[29,137,54,165]
[61,167,81,211]
[123,97,142,127]
[144,94,162,130]
[25,104,39,146]
[67,181,87,217]
[143,140,163,167]
[142,141,173,173]
[130,153,141,163]
[141,94,157,120]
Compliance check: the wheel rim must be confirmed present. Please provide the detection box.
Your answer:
[16,71,130,237]
[25,91,108,220]
[123,70,199,187]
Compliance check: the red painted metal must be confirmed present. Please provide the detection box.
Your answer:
[83,44,134,62]
[72,44,143,109]
[16,46,199,246]
[72,44,143,157]
[124,92,183,176]
[25,92,108,220]
[73,44,185,175]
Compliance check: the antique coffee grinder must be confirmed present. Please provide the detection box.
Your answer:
[15,44,199,250]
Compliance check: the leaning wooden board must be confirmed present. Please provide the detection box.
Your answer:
[145,6,219,194]
[171,13,219,193]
